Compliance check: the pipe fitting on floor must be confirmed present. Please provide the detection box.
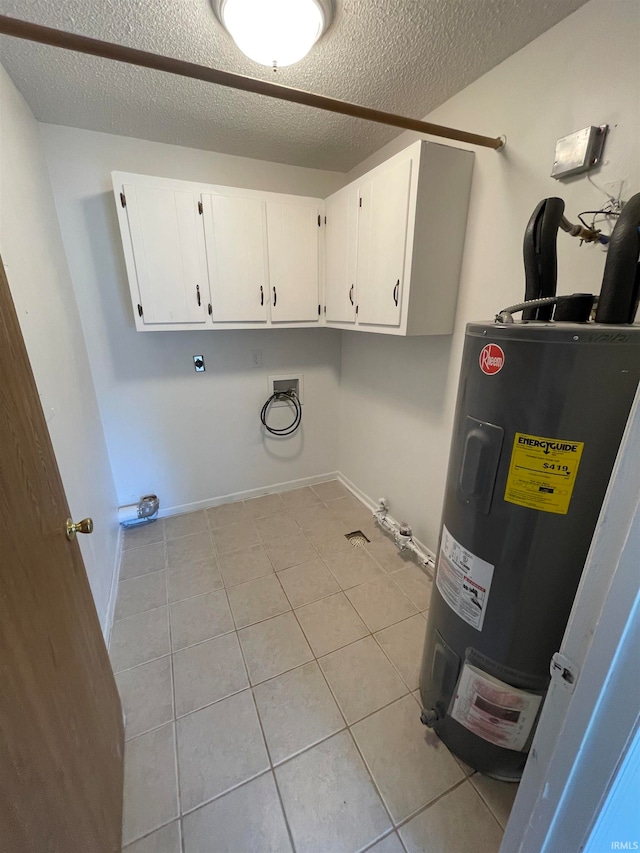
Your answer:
[373,498,435,575]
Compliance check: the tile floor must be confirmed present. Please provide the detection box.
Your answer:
[111,480,517,852]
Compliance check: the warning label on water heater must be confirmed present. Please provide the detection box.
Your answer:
[504,432,584,515]
[436,526,494,631]
[450,663,543,752]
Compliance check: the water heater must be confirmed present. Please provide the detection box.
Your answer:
[419,193,640,780]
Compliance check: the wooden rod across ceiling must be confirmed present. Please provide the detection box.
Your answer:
[0,15,505,151]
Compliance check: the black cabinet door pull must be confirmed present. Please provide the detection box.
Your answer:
[393,280,399,306]
[273,286,277,307]
[349,284,354,305]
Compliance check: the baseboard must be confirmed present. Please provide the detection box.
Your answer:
[337,472,437,566]
[158,471,342,519]
[336,472,380,513]
[104,522,123,649]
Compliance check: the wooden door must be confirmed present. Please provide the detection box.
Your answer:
[0,256,124,852]
[119,182,210,326]
[202,193,269,323]
[325,185,358,324]
[266,200,320,323]
[356,157,412,327]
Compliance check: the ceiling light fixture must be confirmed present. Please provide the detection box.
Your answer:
[213,0,333,71]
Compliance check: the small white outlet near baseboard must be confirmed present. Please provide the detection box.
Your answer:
[268,373,304,407]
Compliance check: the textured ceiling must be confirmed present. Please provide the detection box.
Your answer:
[0,0,587,171]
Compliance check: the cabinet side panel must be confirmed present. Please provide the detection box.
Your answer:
[406,146,474,336]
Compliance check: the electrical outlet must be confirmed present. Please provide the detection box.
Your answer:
[251,350,263,368]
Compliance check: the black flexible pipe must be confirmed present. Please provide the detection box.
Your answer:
[260,390,302,436]
[595,192,640,324]
[522,198,565,321]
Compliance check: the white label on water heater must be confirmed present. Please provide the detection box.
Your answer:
[436,526,494,631]
[450,663,543,752]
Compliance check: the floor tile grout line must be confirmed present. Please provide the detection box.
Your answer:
[135,643,415,737]
[113,595,169,625]
[370,605,429,663]
[112,586,423,679]
[121,816,181,851]
[370,628,422,695]
[247,681,299,853]
[358,828,405,853]
[263,527,322,574]
[120,520,165,554]
[319,669,412,731]
[112,650,173,677]
[276,565,342,611]
[347,698,417,834]
[191,597,300,849]
[344,578,422,631]
[290,604,352,728]
[468,774,514,832]
[267,720,350,770]
[290,590,367,660]
[270,766,299,853]
[342,726,397,839]
[170,623,236,656]
[164,559,184,841]
[178,767,273,822]
[167,577,225,608]
[226,571,292,631]
[117,564,167,583]
[245,541,393,851]
[122,715,176,744]
[393,775,470,834]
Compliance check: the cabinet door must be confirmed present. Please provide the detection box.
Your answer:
[266,201,320,323]
[202,194,268,323]
[325,185,358,324]
[356,158,412,327]
[122,183,209,325]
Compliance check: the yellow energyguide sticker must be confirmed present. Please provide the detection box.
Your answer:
[504,432,584,514]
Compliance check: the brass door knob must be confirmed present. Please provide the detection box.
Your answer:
[66,517,94,540]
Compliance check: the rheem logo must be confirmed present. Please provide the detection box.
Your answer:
[479,343,505,375]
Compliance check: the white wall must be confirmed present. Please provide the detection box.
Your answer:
[40,126,345,512]
[0,64,120,635]
[27,0,638,552]
[338,0,640,550]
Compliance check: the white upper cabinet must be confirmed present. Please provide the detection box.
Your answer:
[113,141,472,335]
[117,181,209,327]
[324,184,358,324]
[356,157,412,328]
[324,140,474,336]
[202,193,268,323]
[266,200,321,324]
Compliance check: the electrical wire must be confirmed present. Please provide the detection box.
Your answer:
[577,209,620,230]
[260,390,302,436]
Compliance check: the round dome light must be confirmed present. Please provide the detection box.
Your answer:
[214,0,333,69]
